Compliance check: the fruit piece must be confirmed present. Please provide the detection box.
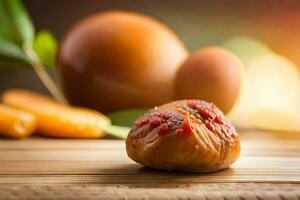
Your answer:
[126,100,240,173]
[174,47,243,114]
[57,11,188,113]
[228,54,300,131]
[2,89,111,138]
[0,104,36,139]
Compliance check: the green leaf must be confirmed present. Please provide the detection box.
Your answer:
[104,125,131,139]
[0,38,27,60]
[0,1,16,41]
[33,30,58,68]
[3,0,35,45]
[0,0,34,62]
[107,108,149,127]
[0,1,25,60]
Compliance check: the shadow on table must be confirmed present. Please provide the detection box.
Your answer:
[97,163,236,186]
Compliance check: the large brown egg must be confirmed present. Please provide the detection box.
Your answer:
[57,11,188,113]
[174,47,243,114]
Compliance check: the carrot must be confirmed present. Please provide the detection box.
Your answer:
[0,104,36,139]
[2,89,111,138]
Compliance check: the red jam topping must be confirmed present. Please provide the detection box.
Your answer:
[175,128,184,136]
[214,115,224,124]
[185,100,235,136]
[133,100,235,139]
[205,122,215,132]
[182,117,193,135]
[196,106,215,119]
[158,111,170,119]
[135,116,149,126]
[158,123,169,135]
[149,116,161,126]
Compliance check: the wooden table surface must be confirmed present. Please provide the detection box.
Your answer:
[0,130,299,200]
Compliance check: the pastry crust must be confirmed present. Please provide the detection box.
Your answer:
[126,100,240,173]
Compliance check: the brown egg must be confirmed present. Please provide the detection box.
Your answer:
[126,100,241,173]
[57,11,188,113]
[174,47,242,113]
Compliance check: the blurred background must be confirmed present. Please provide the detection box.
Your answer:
[2,0,300,93]
[2,0,300,132]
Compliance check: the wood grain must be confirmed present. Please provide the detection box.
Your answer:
[0,183,299,200]
[0,130,299,199]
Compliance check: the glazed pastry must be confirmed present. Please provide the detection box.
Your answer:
[126,100,240,173]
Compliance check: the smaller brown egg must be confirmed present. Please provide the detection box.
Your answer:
[174,47,243,113]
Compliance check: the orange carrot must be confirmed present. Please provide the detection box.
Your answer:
[0,104,36,139]
[2,89,111,138]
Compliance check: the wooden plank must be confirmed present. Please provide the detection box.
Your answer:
[0,138,125,150]
[0,155,299,183]
[0,131,299,199]
[0,139,299,154]
[0,143,299,159]
[0,173,300,185]
[0,137,298,181]
[0,183,299,200]
[0,156,299,172]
